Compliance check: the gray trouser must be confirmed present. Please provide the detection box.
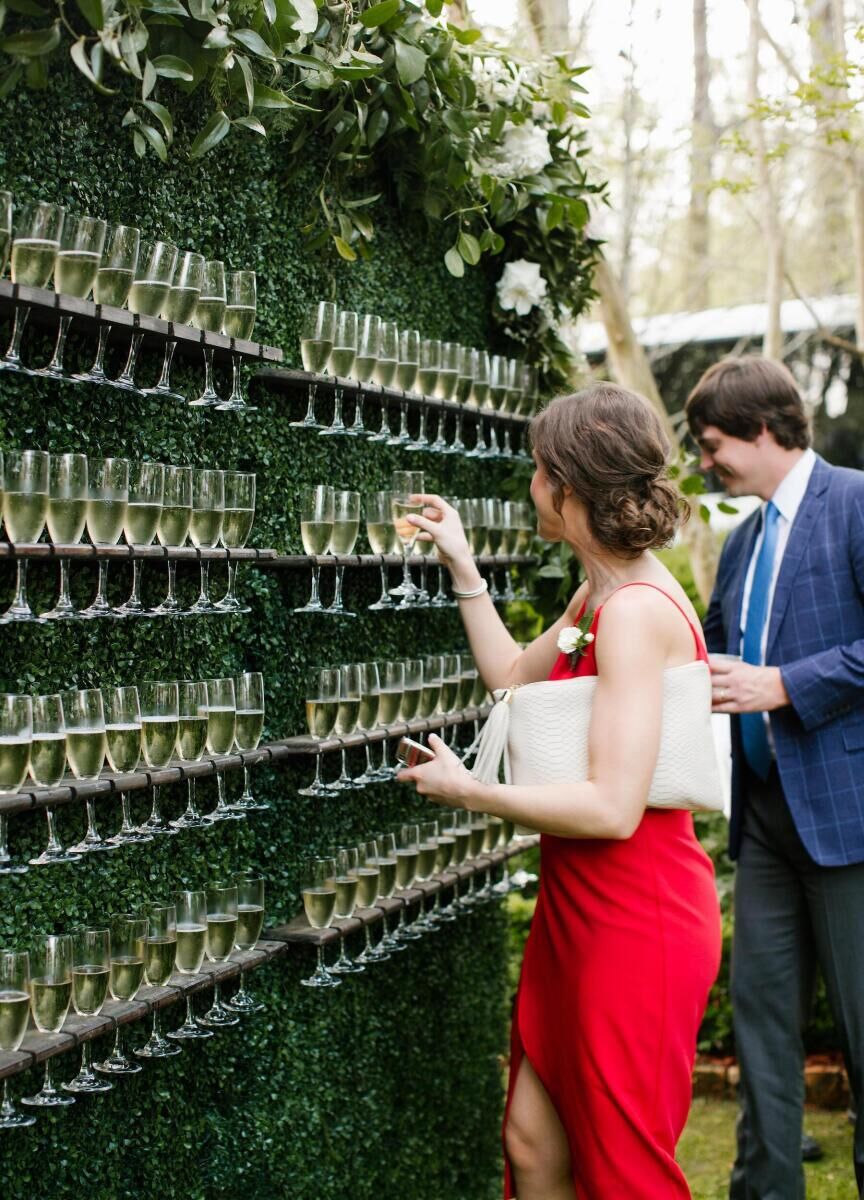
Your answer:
[729,764,864,1199]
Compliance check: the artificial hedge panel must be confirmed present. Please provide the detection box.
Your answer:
[0,59,522,1200]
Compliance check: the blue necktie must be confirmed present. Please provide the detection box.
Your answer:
[740,501,781,779]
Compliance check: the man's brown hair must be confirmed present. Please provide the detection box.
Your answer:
[685,356,810,449]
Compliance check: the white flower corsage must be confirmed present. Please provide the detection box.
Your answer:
[557,611,595,667]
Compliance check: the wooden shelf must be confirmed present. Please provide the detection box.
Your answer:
[0,544,537,568]
[0,705,493,815]
[0,836,538,1084]
[0,280,283,367]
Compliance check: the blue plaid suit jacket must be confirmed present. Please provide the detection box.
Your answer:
[703,455,864,866]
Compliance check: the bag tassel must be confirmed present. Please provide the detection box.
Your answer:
[469,690,512,786]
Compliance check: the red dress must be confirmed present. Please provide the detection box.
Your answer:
[503,583,722,1198]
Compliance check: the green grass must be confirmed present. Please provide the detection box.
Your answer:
[679,1100,857,1198]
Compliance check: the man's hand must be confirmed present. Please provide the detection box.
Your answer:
[709,656,790,714]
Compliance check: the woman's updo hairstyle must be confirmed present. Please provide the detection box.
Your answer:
[529,383,688,559]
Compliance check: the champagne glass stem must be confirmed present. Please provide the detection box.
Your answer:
[223,561,238,606]
[398,399,409,440]
[228,352,245,407]
[196,561,211,608]
[87,560,112,615]
[116,332,143,387]
[2,303,31,366]
[450,410,465,453]
[44,809,64,855]
[159,560,179,613]
[303,382,319,426]
[84,800,102,846]
[322,386,346,434]
[44,315,72,374]
[88,324,112,381]
[348,390,365,434]
[155,339,177,391]
[0,813,17,870]
[400,551,413,597]
[5,559,34,620]
[55,559,74,616]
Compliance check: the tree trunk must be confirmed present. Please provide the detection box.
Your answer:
[687,0,713,311]
[748,0,784,359]
[520,0,571,51]
[593,257,720,604]
[827,0,864,347]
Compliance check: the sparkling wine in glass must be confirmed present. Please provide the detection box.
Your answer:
[352,661,381,786]
[199,883,240,1027]
[323,489,359,617]
[21,934,74,1108]
[353,839,390,965]
[81,456,129,619]
[1,448,49,623]
[467,348,491,456]
[381,327,419,444]
[218,268,257,411]
[374,659,404,780]
[406,337,440,451]
[104,685,147,847]
[62,927,112,1095]
[295,483,334,614]
[390,469,424,605]
[166,890,212,1040]
[137,680,179,837]
[34,213,107,380]
[152,464,192,616]
[0,191,11,279]
[229,672,266,813]
[41,452,88,621]
[1,201,64,372]
[0,950,35,1127]
[293,301,336,429]
[114,239,178,393]
[204,676,242,821]
[135,903,180,1059]
[429,340,459,453]
[64,687,110,855]
[329,664,361,791]
[329,847,363,975]
[0,694,32,876]
[319,307,358,437]
[116,460,165,616]
[170,680,211,830]
[143,249,204,402]
[28,693,78,867]
[344,313,382,438]
[300,667,339,797]
[93,914,148,1074]
[300,857,340,988]
[188,467,224,615]
[216,470,255,613]
[446,344,475,454]
[225,872,266,1013]
[189,258,227,406]
[73,224,140,385]
[365,489,397,611]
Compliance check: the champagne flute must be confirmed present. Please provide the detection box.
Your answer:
[199,883,240,1027]
[393,823,422,942]
[344,312,381,438]
[104,684,148,846]
[467,348,491,456]
[152,464,192,616]
[364,489,397,611]
[28,693,77,867]
[411,819,441,933]
[295,484,334,614]
[501,501,519,602]
[400,658,423,722]
[0,950,35,1128]
[1,448,49,623]
[357,316,394,437]
[329,847,363,974]
[468,497,488,558]
[493,817,519,895]
[485,354,509,458]
[62,927,112,1094]
[438,809,465,918]
[477,811,505,901]
[429,817,456,924]
[390,469,424,605]
[324,489,359,617]
[216,470,255,612]
[0,191,11,278]
[41,452,88,621]
[137,679,179,837]
[429,340,459,452]
[114,239,178,392]
[170,679,211,830]
[166,890,212,1040]
[225,873,266,1013]
[189,257,227,406]
[330,664,361,791]
[65,688,110,855]
[446,344,474,455]
[414,522,435,606]
[21,934,74,1108]
[375,660,403,780]
[218,269,257,411]
[420,655,443,718]
[407,337,440,450]
[73,224,140,385]
[319,308,357,437]
[352,661,381,786]
[300,857,340,988]
[485,497,505,601]
[93,914,148,1074]
[188,467,224,615]
[0,694,32,876]
[34,213,107,379]
[135,904,180,1058]
[441,653,461,713]
[229,672,266,813]
[116,460,165,616]
[144,249,204,402]
[0,200,64,372]
[300,667,339,798]
[81,456,129,619]
[203,676,242,821]
[293,300,336,428]
[381,327,419,444]
[353,840,390,966]
[373,831,405,955]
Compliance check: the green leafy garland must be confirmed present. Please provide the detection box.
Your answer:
[0,0,604,383]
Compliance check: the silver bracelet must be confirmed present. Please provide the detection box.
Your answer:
[451,578,489,600]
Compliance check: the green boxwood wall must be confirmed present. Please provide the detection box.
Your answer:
[0,61,526,1199]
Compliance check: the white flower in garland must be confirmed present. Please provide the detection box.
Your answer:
[471,56,522,105]
[497,259,549,316]
[501,122,553,177]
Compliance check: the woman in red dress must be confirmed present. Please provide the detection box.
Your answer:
[399,383,722,1199]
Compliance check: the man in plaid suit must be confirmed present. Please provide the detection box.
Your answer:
[687,356,864,1198]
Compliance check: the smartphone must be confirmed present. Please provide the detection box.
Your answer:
[396,736,436,767]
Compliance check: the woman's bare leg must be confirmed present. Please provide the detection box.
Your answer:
[505,1056,573,1200]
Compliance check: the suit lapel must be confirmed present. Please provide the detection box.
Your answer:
[727,512,761,655]
[765,457,830,661]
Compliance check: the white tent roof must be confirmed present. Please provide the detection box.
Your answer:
[577,294,858,357]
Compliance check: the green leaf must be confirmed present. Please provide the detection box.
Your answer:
[151,53,194,79]
[189,108,230,157]
[717,501,739,514]
[75,0,103,29]
[70,34,117,92]
[342,193,381,208]
[359,0,398,27]
[425,0,443,14]
[0,63,23,96]
[132,128,147,157]
[2,22,60,56]
[366,105,388,147]
[489,106,506,140]
[232,28,276,59]
[142,0,188,13]
[699,503,711,525]
[283,52,325,70]
[457,230,480,265]
[142,55,156,97]
[262,0,275,19]
[136,120,168,161]
[235,52,254,111]
[234,114,266,135]
[444,246,464,277]
[333,235,357,261]
[7,0,48,16]
[446,22,481,44]
[203,25,231,48]
[252,81,290,108]
[680,474,706,495]
[394,38,426,85]
[143,98,173,142]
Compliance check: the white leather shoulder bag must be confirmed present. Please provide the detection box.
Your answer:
[470,659,724,818]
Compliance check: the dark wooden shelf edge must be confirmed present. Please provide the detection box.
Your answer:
[0,546,538,568]
[1,706,493,814]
